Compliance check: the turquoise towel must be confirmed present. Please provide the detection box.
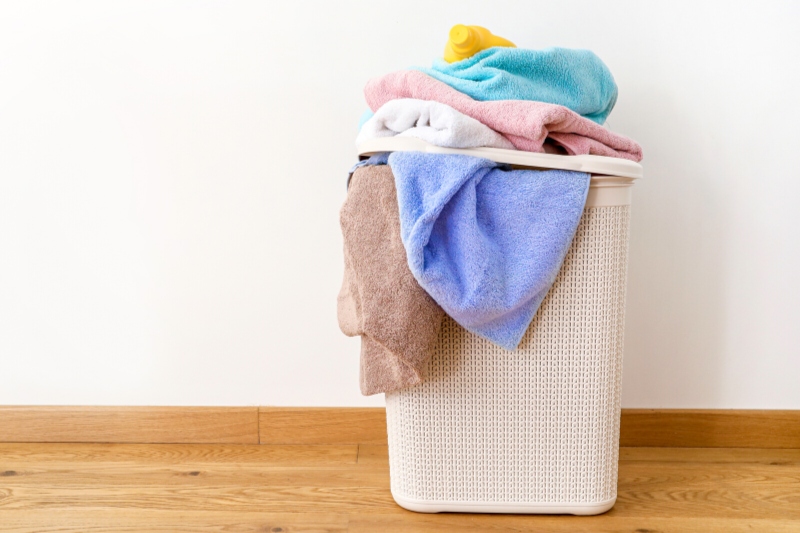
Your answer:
[414,47,618,125]
[389,152,590,350]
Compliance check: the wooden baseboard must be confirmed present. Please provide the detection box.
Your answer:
[619,409,800,448]
[0,406,798,448]
[0,406,259,444]
[259,407,387,445]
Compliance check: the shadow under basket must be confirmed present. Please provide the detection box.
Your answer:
[361,138,642,515]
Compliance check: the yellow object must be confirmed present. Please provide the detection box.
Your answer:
[443,24,516,63]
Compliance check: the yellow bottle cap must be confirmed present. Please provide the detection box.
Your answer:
[449,24,476,52]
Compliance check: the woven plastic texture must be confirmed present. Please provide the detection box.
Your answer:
[385,205,631,508]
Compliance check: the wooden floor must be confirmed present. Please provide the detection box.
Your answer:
[0,443,799,532]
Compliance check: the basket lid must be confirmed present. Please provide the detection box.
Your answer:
[357,137,643,179]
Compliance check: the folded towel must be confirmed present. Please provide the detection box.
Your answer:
[416,47,618,124]
[356,98,516,150]
[389,151,590,350]
[338,164,445,395]
[365,70,643,162]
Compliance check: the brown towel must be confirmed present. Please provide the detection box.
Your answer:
[338,164,444,395]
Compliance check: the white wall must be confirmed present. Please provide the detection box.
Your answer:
[1,1,798,408]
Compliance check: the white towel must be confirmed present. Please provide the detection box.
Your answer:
[356,98,516,150]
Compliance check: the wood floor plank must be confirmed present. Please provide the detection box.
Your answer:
[3,462,798,519]
[0,407,259,444]
[356,444,389,467]
[0,442,390,513]
[0,466,388,488]
[4,510,796,533]
[620,409,800,448]
[611,462,800,519]
[0,443,358,466]
[259,407,387,445]
[355,453,800,520]
[621,446,800,464]
[0,510,348,532]
[0,485,396,513]
[357,444,800,468]
[359,446,800,520]
[348,515,800,533]
[368,445,792,467]
[1,442,799,530]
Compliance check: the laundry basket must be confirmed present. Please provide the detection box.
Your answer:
[357,137,642,515]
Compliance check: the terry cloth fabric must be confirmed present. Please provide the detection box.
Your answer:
[347,152,390,188]
[356,98,516,150]
[389,151,590,350]
[358,109,374,129]
[416,47,618,125]
[364,70,643,162]
[338,164,445,395]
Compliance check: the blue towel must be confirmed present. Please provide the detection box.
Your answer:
[389,152,590,350]
[414,47,618,125]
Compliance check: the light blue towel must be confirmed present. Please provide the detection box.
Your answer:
[415,47,618,124]
[389,151,590,350]
[357,109,374,130]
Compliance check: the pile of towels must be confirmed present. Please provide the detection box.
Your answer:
[339,46,642,396]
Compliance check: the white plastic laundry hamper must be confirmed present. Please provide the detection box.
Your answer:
[357,137,642,515]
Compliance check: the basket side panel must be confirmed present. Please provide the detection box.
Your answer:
[386,204,630,507]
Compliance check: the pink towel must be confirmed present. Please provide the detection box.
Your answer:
[364,70,643,162]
